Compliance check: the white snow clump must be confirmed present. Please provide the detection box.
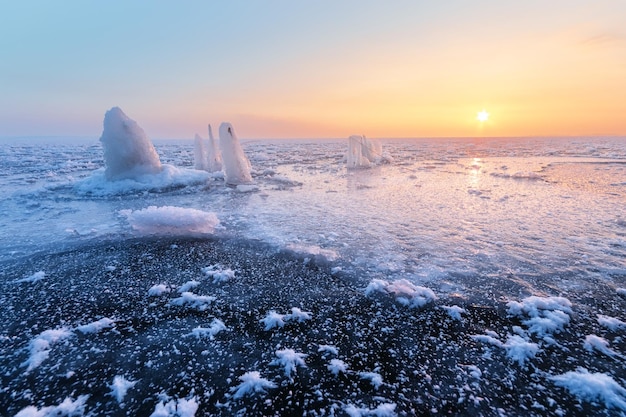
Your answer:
[219,122,252,185]
[170,292,216,311]
[178,280,200,293]
[365,278,437,308]
[22,327,73,372]
[271,348,307,376]
[359,371,384,389]
[100,107,162,180]
[150,397,199,417]
[188,319,227,340]
[318,344,339,356]
[583,335,623,359]
[76,317,116,334]
[109,375,137,404]
[260,311,286,331]
[598,314,626,331]
[260,307,313,331]
[201,264,235,283]
[327,359,348,376]
[231,371,277,399]
[148,284,171,296]
[193,134,209,171]
[121,206,219,235]
[442,305,466,321]
[550,368,626,411]
[14,395,90,417]
[344,402,397,417]
[15,271,46,283]
[471,333,539,366]
[506,296,572,337]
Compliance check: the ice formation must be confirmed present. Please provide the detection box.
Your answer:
[206,124,223,172]
[22,328,73,372]
[271,349,307,376]
[100,107,162,180]
[327,359,348,375]
[109,376,136,404]
[219,122,252,185]
[76,317,116,334]
[14,395,90,417]
[365,279,437,308]
[346,135,384,169]
[193,134,209,171]
[550,368,626,411]
[121,206,220,235]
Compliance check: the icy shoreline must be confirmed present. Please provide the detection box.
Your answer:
[1,236,624,416]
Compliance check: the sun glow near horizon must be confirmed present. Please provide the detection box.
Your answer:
[477,110,490,123]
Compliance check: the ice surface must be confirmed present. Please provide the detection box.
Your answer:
[100,107,162,180]
[347,135,371,169]
[121,206,219,235]
[218,122,252,185]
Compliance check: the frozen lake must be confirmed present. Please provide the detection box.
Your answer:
[1,136,625,416]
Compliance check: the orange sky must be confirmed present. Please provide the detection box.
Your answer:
[1,1,625,138]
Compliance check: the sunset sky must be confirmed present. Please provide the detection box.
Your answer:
[1,1,625,139]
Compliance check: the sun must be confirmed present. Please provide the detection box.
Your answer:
[477,109,489,122]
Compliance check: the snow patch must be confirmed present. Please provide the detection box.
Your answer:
[507,296,572,336]
[109,375,137,404]
[344,403,397,417]
[551,368,626,411]
[201,265,235,283]
[148,284,171,296]
[150,397,199,417]
[22,327,74,372]
[271,348,307,376]
[14,395,89,417]
[15,271,46,283]
[327,359,348,376]
[188,319,227,340]
[76,317,116,334]
[170,292,216,311]
[442,305,466,321]
[260,311,286,331]
[359,371,384,389]
[231,371,276,399]
[597,314,626,331]
[365,279,437,308]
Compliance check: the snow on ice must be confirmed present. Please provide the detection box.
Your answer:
[260,307,313,331]
[506,296,572,337]
[14,395,90,417]
[344,402,397,417]
[22,328,74,372]
[76,317,116,334]
[271,348,307,377]
[218,122,252,185]
[327,359,348,376]
[206,124,223,173]
[359,372,384,390]
[148,284,171,296]
[231,371,277,399]
[170,292,216,311]
[597,314,626,331]
[109,375,137,404]
[121,206,219,235]
[15,271,46,283]
[188,319,227,340]
[550,368,626,411]
[365,278,437,308]
[201,264,235,283]
[150,397,199,417]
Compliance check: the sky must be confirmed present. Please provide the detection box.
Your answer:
[1,1,625,139]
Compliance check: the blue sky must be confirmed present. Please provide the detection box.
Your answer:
[1,1,625,138]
